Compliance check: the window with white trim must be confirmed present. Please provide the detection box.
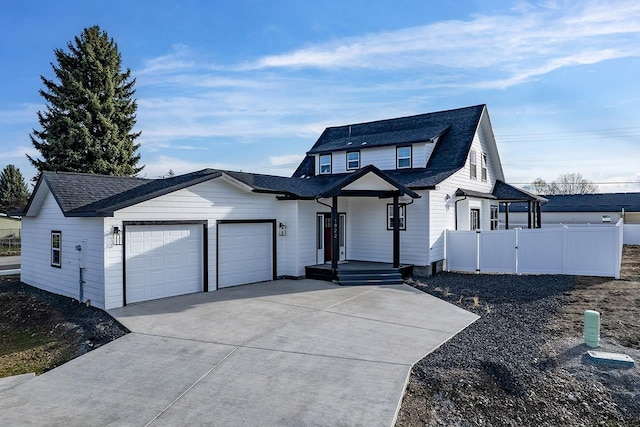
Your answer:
[481,153,487,181]
[387,204,406,230]
[346,151,360,170]
[397,146,411,169]
[470,150,477,179]
[51,231,61,267]
[319,154,331,174]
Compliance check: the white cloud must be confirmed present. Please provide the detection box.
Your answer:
[269,154,304,167]
[238,0,640,89]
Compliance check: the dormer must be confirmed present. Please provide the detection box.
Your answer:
[302,116,451,176]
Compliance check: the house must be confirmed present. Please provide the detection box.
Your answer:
[500,192,640,227]
[20,104,543,309]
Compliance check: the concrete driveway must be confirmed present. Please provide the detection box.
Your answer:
[0,279,478,426]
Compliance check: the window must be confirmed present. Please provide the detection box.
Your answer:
[51,231,61,267]
[481,153,487,181]
[346,151,360,170]
[387,204,406,230]
[397,146,412,169]
[490,205,498,230]
[470,209,480,230]
[319,154,331,174]
[469,150,477,179]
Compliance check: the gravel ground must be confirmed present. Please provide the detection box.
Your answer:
[396,272,640,427]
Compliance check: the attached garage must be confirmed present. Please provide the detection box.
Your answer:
[124,222,206,304]
[217,220,275,288]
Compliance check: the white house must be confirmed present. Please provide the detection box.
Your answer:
[20,104,542,309]
[500,192,640,227]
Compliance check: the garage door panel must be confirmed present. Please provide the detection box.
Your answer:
[126,224,203,304]
[218,222,273,288]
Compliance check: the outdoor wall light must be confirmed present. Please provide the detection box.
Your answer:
[279,223,287,236]
[112,226,122,245]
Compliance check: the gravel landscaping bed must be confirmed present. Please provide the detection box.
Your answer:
[396,273,640,427]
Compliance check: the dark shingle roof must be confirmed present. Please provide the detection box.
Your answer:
[294,105,485,185]
[506,193,640,213]
[31,170,223,217]
[492,180,546,202]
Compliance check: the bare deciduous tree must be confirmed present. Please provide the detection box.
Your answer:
[529,173,598,195]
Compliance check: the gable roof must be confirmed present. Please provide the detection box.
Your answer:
[293,105,486,185]
[317,165,420,199]
[506,193,640,213]
[23,170,223,217]
[491,180,547,202]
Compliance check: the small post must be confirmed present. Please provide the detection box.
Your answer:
[584,310,600,348]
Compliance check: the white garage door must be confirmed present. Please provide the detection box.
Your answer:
[126,224,203,304]
[218,222,273,288]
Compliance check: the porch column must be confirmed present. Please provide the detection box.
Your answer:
[536,202,542,228]
[527,201,532,229]
[393,194,400,268]
[504,202,509,230]
[331,196,339,280]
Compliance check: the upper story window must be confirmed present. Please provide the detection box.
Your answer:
[469,150,477,179]
[319,154,331,174]
[51,231,61,268]
[397,146,412,169]
[481,153,487,181]
[346,151,360,170]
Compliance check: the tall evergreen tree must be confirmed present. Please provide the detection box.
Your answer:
[0,165,30,213]
[28,25,143,177]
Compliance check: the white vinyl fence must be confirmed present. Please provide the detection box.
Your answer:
[624,224,640,244]
[446,219,624,279]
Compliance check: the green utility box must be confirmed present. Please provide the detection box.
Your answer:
[584,310,600,348]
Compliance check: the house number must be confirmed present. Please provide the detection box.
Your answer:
[333,219,338,239]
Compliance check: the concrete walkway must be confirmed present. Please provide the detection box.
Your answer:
[0,279,478,426]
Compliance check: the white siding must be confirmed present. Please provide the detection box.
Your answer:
[21,190,106,308]
[344,195,429,266]
[297,200,330,266]
[428,108,501,263]
[103,177,288,309]
[331,151,347,174]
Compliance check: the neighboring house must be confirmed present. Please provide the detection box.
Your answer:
[20,104,543,309]
[0,213,21,238]
[500,193,640,227]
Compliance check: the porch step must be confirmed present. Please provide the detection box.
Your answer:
[338,270,405,286]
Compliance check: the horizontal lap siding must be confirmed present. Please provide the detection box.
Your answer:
[104,178,285,309]
[21,191,105,308]
[429,110,499,263]
[345,196,428,265]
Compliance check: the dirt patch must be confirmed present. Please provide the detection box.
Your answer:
[396,273,640,427]
[0,276,128,378]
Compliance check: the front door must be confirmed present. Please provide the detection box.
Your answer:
[323,215,332,262]
[316,213,346,264]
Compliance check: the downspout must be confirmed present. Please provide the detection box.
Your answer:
[454,196,467,230]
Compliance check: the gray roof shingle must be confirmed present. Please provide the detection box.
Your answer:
[506,193,640,213]
[294,105,485,183]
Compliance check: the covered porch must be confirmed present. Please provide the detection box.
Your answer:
[302,165,420,284]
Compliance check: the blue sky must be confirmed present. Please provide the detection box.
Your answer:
[1,0,639,191]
